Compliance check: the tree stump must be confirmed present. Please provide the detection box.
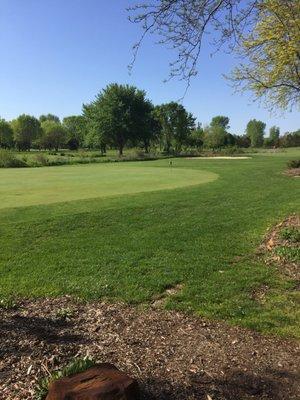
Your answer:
[46,363,140,400]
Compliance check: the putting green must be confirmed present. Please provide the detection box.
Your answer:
[0,163,218,209]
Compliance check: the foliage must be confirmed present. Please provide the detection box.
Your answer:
[55,307,74,320]
[63,115,87,150]
[39,114,60,123]
[210,116,230,130]
[280,226,300,243]
[39,121,67,151]
[154,102,195,153]
[246,119,266,147]
[129,1,300,110]
[0,149,27,168]
[204,125,227,149]
[33,153,49,166]
[269,126,280,143]
[274,246,300,264]
[234,135,251,148]
[231,1,300,110]
[204,116,230,149]
[188,124,204,149]
[287,159,300,169]
[280,131,300,148]
[35,358,95,400]
[11,114,41,151]
[264,126,280,148]
[0,119,14,148]
[83,84,154,156]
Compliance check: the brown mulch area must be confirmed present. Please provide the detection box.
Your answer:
[260,214,300,280]
[1,297,299,400]
[284,168,300,177]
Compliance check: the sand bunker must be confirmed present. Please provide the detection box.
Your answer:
[186,156,251,160]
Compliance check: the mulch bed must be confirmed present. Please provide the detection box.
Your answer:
[260,214,300,280]
[1,297,299,400]
[284,168,300,177]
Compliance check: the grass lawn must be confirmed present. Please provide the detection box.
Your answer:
[0,149,299,337]
[0,164,216,209]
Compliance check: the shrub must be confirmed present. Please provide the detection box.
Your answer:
[287,159,300,169]
[34,153,49,166]
[0,149,27,168]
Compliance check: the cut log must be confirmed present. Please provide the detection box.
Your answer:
[46,363,139,400]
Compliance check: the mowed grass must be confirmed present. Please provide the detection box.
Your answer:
[0,164,217,209]
[0,149,299,337]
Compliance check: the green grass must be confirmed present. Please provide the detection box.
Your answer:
[0,163,216,209]
[0,149,299,338]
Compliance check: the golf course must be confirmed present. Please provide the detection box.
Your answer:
[0,149,299,338]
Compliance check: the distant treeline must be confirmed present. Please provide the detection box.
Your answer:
[0,84,299,154]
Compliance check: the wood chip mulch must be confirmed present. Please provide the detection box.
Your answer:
[260,214,300,280]
[284,168,300,177]
[1,297,299,400]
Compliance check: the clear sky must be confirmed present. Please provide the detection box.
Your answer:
[0,0,299,134]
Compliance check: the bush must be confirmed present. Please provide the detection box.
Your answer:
[0,149,27,168]
[34,153,49,166]
[287,159,300,169]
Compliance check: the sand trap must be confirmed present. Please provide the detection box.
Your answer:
[186,156,251,160]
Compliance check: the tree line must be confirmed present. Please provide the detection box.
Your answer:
[0,83,299,154]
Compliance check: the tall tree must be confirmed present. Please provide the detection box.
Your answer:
[231,1,300,110]
[204,116,229,149]
[246,119,266,147]
[129,1,300,110]
[0,119,14,148]
[63,115,86,150]
[40,120,67,151]
[154,102,195,153]
[11,114,41,151]
[210,116,230,130]
[83,84,153,156]
[269,126,280,146]
[39,114,60,123]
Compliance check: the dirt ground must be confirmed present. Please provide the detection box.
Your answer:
[1,297,299,400]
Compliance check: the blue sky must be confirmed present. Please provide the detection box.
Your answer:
[0,0,299,134]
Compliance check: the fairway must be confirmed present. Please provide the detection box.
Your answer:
[0,151,299,338]
[0,163,217,209]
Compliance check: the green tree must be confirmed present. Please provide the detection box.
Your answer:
[0,119,14,148]
[154,102,195,153]
[40,120,67,151]
[204,125,227,149]
[231,1,300,110]
[246,119,266,147]
[280,130,300,147]
[188,123,204,149]
[63,115,86,150]
[269,126,280,142]
[210,116,230,130]
[11,114,41,151]
[39,114,60,123]
[130,1,300,110]
[83,84,153,156]
[203,116,230,149]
